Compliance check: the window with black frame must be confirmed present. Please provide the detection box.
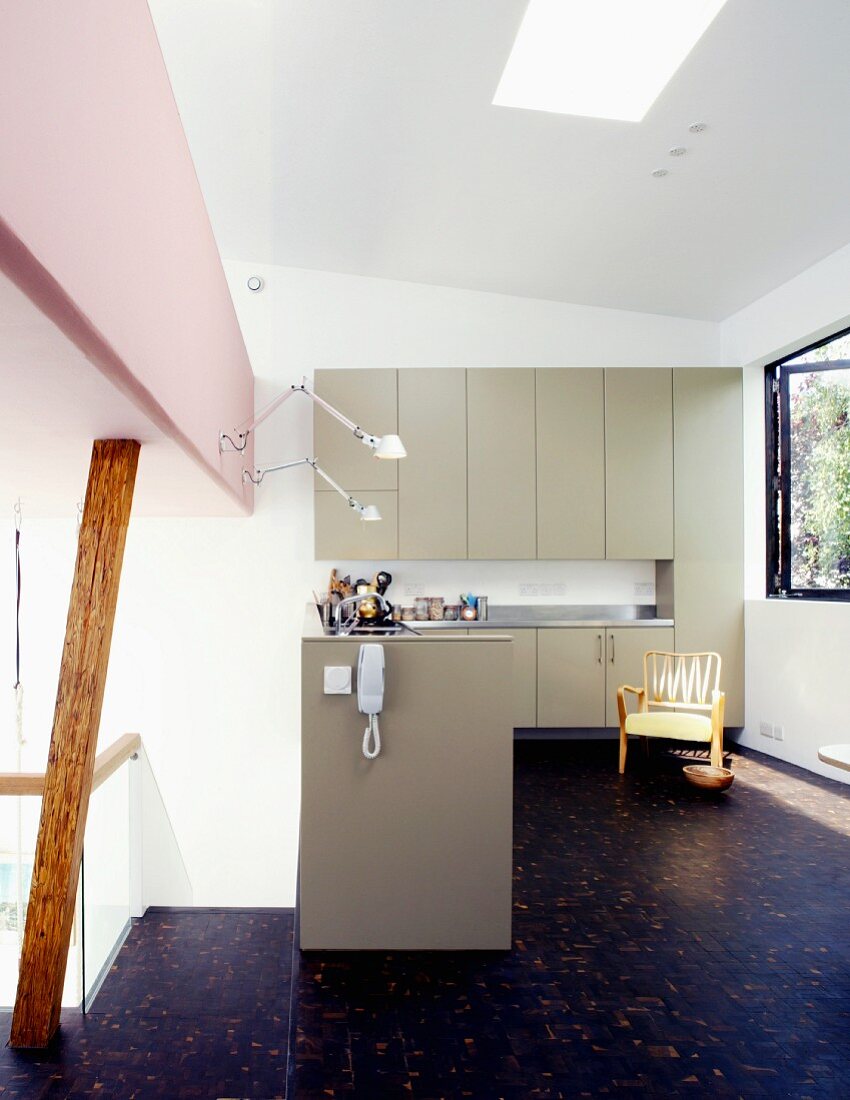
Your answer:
[766,327,850,599]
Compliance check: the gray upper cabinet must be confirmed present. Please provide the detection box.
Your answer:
[313,369,399,493]
[315,490,398,560]
[673,368,744,726]
[398,369,467,559]
[536,369,605,559]
[467,369,536,560]
[605,368,674,559]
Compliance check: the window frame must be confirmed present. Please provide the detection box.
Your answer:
[765,325,850,601]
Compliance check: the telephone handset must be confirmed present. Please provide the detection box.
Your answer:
[357,644,385,759]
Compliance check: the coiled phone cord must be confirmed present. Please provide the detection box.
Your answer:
[362,713,381,759]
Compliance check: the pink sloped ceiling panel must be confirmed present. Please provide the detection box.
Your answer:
[0,1,253,513]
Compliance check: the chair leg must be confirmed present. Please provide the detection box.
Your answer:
[619,727,628,774]
[710,730,722,768]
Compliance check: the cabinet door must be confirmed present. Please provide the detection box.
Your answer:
[315,491,398,560]
[605,627,674,726]
[477,629,537,727]
[673,368,744,726]
[467,369,536,559]
[537,628,606,728]
[398,369,467,559]
[536,369,605,559]
[605,369,673,559]
[314,369,398,493]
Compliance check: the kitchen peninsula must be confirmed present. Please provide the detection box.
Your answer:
[300,605,514,950]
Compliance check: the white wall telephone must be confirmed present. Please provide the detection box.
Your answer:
[357,644,385,759]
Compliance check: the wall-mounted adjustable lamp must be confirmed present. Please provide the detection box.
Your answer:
[243,458,382,521]
[220,376,407,460]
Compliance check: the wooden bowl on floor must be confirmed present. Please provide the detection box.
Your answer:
[683,764,735,791]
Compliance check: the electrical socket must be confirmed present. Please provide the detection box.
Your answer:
[634,582,655,599]
[519,583,566,597]
[773,725,785,742]
[403,583,425,597]
[759,721,773,739]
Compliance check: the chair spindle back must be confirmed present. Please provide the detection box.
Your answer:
[645,651,721,711]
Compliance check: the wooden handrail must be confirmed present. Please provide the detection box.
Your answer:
[0,733,141,797]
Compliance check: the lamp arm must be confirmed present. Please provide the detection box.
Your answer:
[309,460,364,511]
[242,456,364,513]
[222,377,380,453]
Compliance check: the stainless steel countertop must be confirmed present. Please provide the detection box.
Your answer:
[415,604,671,628]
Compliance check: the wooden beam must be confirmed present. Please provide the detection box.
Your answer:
[10,439,139,1048]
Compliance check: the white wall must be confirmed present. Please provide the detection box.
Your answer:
[0,266,723,910]
[312,560,656,608]
[722,240,850,369]
[230,262,721,369]
[723,244,850,783]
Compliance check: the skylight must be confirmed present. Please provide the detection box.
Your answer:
[493,0,729,123]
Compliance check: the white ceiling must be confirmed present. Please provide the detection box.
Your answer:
[0,273,242,517]
[149,0,850,321]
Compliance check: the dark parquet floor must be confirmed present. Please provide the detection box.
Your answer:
[294,741,850,1099]
[2,742,850,1099]
[0,908,294,1099]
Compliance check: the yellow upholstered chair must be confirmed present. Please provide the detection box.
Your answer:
[617,651,725,774]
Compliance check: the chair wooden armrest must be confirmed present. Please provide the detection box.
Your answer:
[617,686,647,775]
[617,685,646,715]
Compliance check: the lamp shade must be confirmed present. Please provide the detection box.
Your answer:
[359,504,382,522]
[374,433,407,459]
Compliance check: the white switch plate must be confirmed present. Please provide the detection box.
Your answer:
[773,724,785,742]
[634,582,655,598]
[759,721,773,738]
[324,666,352,694]
[403,582,425,597]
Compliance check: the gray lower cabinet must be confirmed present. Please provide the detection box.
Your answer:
[477,629,538,727]
[467,369,537,559]
[538,628,606,728]
[604,626,675,727]
[315,490,398,560]
[538,626,674,727]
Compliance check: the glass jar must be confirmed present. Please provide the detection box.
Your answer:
[392,604,402,622]
[401,606,415,621]
[428,597,445,621]
[443,604,460,621]
[414,597,429,621]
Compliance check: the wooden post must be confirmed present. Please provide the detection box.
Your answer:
[10,439,139,1048]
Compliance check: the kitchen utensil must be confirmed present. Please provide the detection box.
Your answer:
[477,596,489,621]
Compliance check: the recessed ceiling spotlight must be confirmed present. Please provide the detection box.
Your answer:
[669,146,687,156]
[247,276,264,292]
[651,168,669,177]
[688,121,708,133]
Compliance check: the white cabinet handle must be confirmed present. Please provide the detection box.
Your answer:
[597,633,602,664]
[609,632,615,663]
